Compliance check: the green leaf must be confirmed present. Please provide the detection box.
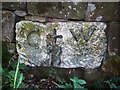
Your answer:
[74,88,88,90]
[117,86,120,89]
[104,80,117,89]
[65,83,73,88]
[14,58,20,88]
[9,71,16,78]
[19,63,28,71]
[2,68,9,75]
[58,85,66,88]
[0,66,3,74]
[78,79,86,85]
[109,83,117,89]
[73,83,82,88]
[56,78,65,84]
[70,77,78,83]
[70,77,86,85]
[17,73,24,88]
[58,83,73,89]
[49,68,56,75]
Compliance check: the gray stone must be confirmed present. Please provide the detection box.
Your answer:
[14,10,27,17]
[16,21,107,69]
[101,55,120,75]
[108,22,120,56]
[2,10,15,42]
[84,69,104,82]
[2,2,27,11]
[0,42,2,61]
[2,41,15,66]
[27,2,86,19]
[7,43,16,54]
[85,2,120,21]
[25,16,67,22]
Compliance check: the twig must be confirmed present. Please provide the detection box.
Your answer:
[52,81,60,87]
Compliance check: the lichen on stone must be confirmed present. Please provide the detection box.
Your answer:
[16,21,107,69]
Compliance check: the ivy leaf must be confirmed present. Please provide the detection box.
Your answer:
[65,83,73,88]
[70,77,86,85]
[73,83,82,88]
[59,83,73,89]
[58,85,66,88]
[78,79,86,85]
[70,77,78,83]
[104,80,117,89]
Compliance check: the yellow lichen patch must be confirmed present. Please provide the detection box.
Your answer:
[20,22,36,38]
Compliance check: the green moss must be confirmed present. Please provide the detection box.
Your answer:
[38,27,45,35]
[19,22,36,38]
[21,22,35,30]
[47,23,59,30]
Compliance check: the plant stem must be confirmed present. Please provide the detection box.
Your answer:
[13,58,20,88]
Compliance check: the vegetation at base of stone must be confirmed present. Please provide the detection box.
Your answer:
[1,60,27,88]
[1,55,120,89]
[49,69,87,89]
[48,68,120,90]
[104,76,120,90]
[58,76,87,90]
[92,76,120,90]
[49,68,56,75]
[55,76,120,90]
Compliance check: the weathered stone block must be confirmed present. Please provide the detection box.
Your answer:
[16,21,107,69]
[2,11,15,42]
[108,22,120,56]
[85,2,120,21]
[27,2,86,20]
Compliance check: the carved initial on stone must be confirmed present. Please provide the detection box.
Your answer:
[46,29,63,66]
[69,25,97,42]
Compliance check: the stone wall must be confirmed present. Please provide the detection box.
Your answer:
[2,2,120,81]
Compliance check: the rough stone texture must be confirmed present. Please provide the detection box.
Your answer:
[0,42,2,61]
[16,21,107,69]
[14,10,27,17]
[108,22,120,56]
[101,55,120,75]
[83,69,104,82]
[2,10,15,42]
[27,2,86,20]
[85,2,120,21]
[2,2,27,11]
[2,41,15,66]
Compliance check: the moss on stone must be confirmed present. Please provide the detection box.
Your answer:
[19,22,36,38]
